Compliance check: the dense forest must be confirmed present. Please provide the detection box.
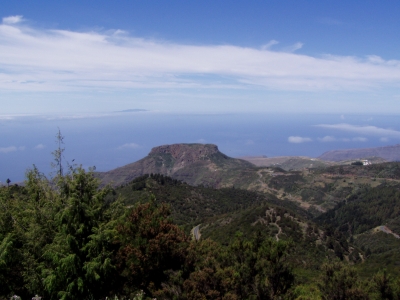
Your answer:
[1,166,400,299]
[1,136,400,299]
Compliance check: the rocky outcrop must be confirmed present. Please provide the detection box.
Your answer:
[150,143,219,159]
[97,143,255,187]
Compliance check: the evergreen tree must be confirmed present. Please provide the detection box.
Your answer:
[40,167,117,300]
[116,198,189,297]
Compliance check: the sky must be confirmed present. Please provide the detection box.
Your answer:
[2,0,400,115]
[2,1,400,182]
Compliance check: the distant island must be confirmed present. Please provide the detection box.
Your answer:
[116,109,148,112]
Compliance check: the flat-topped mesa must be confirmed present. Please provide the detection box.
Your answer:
[97,143,254,187]
[149,144,220,161]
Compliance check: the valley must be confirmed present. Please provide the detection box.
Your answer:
[101,143,400,277]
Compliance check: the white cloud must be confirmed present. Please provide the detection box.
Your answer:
[2,15,23,24]
[316,123,400,138]
[0,146,17,153]
[288,136,312,143]
[352,137,367,142]
[318,135,368,142]
[380,137,389,142]
[261,40,279,50]
[117,143,140,150]
[34,144,45,150]
[284,42,304,52]
[0,145,25,153]
[1,17,400,94]
[318,136,337,142]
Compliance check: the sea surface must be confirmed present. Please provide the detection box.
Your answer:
[1,112,399,182]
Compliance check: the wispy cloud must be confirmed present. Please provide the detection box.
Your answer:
[34,144,45,150]
[318,136,337,142]
[261,40,279,50]
[318,135,368,142]
[284,42,304,52]
[2,15,400,94]
[0,146,25,153]
[316,123,400,138]
[288,136,312,143]
[352,137,368,142]
[0,146,17,153]
[2,15,23,24]
[117,143,140,150]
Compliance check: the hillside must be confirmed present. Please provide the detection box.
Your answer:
[98,143,400,219]
[4,149,400,298]
[97,143,257,187]
[108,174,357,270]
[240,155,335,170]
[318,144,400,162]
[315,183,400,275]
[109,169,400,276]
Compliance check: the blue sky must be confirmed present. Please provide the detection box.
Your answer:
[3,1,400,182]
[2,1,400,115]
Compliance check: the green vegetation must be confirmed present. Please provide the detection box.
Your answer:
[2,163,400,299]
[315,183,400,276]
[3,137,400,299]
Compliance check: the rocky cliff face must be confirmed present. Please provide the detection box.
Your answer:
[149,144,221,173]
[97,143,255,187]
[150,143,219,158]
[318,144,400,162]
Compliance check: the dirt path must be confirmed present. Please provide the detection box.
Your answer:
[265,209,282,241]
[191,225,201,241]
[272,222,282,241]
[376,225,400,239]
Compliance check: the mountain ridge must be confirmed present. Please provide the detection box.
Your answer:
[318,144,400,162]
[97,143,255,187]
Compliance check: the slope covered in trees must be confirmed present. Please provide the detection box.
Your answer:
[2,168,400,299]
[2,134,400,299]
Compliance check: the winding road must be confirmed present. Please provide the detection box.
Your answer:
[192,225,201,241]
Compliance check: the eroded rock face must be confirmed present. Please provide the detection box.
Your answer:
[150,144,219,160]
[97,143,255,187]
[149,144,220,173]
